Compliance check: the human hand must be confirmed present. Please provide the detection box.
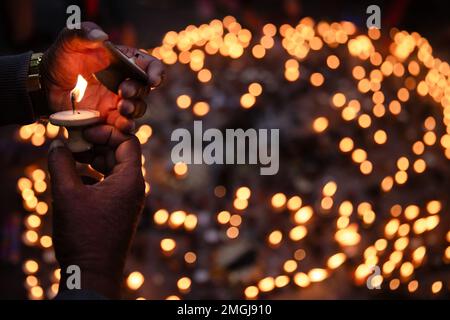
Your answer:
[41,22,164,132]
[47,125,145,298]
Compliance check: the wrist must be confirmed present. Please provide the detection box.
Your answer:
[27,52,50,117]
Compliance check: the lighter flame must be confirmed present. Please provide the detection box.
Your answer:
[71,75,88,102]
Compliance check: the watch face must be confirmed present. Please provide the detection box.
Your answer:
[27,53,44,92]
[94,41,149,93]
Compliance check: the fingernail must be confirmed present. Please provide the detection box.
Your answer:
[124,103,134,115]
[87,29,108,41]
[151,72,165,88]
[123,84,137,97]
[153,77,162,87]
[49,140,64,153]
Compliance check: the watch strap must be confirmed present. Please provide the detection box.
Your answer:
[27,52,50,117]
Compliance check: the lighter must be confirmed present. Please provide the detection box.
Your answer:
[94,40,149,94]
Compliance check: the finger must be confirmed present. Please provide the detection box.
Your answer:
[135,53,164,87]
[106,109,121,127]
[75,162,104,183]
[83,124,132,148]
[118,99,147,120]
[106,150,117,171]
[114,115,135,133]
[106,109,135,133]
[118,79,151,99]
[83,125,141,167]
[114,135,142,168]
[99,136,144,195]
[131,99,147,118]
[146,58,165,88]
[60,21,109,51]
[116,46,164,88]
[47,140,83,193]
[73,146,112,175]
[118,99,135,116]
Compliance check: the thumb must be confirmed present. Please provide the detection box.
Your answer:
[48,140,83,193]
[60,21,109,51]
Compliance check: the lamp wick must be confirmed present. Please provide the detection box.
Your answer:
[71,93,76,114]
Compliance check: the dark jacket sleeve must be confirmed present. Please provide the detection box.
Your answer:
[0,52,35,126]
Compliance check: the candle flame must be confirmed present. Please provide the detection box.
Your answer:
[70,75,88,102]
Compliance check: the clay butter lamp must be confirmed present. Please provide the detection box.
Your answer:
[49,75,100,153]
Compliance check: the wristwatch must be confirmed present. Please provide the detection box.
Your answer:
[27,52,43,92]
[27,52,49,116]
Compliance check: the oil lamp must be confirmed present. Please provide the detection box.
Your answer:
[49,75,100,152]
